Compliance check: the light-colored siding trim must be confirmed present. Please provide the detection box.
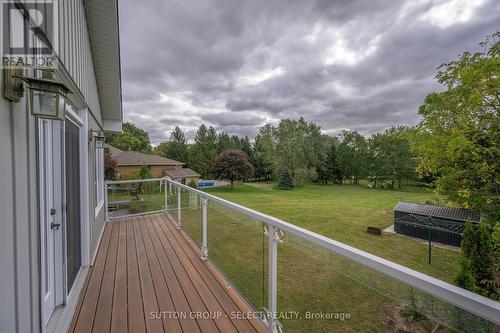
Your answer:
[58,0,102,124]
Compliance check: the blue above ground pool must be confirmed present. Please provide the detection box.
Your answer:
[197,181,215,188]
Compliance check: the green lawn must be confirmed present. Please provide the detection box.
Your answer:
[109,181,490,332]
[192,182,478,332]
[204,182,459,281]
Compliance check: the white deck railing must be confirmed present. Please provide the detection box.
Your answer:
[105,178,500,332]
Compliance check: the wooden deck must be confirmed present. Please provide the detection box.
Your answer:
[69,213,267,333]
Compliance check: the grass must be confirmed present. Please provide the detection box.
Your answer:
[204,182,459,281]
[109,181,484,332]
[195,182,471,332]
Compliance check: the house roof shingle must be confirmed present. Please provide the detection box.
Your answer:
[112,150,184,166]
[104,143,123,156]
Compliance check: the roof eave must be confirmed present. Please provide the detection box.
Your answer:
[85,0,123,131]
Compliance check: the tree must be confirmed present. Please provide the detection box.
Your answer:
[278,167,294,190]
[138,163,152,179]
[316,143,342,184]
[369,127,416,189]
[212,149,254,189]
[338,130,368,184]
[412,33,500,220]
[461,220,477,258]
[104,148,117,180]
[470,223,496,295]
[155,126,188,163]
[271,118,326,184]
[137,163,153,198]
[458,220,497,298]
[252,125,275,180]
[455,257,476,292]
[105,122,152,153]
[188,124,218,178]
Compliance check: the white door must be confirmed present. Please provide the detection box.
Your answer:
[39,119,64,325]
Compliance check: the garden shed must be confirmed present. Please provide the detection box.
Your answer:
[393,201,480,247]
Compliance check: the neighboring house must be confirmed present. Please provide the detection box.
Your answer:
[106,144,200,183]
[0,1,122,332]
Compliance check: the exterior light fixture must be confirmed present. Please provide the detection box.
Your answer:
[89,129,105,148]
[2,67,72,121]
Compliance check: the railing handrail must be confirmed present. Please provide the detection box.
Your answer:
[106,177,500,325]
[106,178,165,185]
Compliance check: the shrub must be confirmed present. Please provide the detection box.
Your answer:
[188,179,197,188]
[278,167,294,190]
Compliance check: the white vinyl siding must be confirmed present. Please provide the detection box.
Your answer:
[58,0,102,121]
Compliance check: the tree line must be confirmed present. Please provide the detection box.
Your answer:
[141,120,416,190]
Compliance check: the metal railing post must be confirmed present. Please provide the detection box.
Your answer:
[177,186,182,229]
[164,178,168,212]
[268,225,278,333]
[201,197,208,260]
[104,181,108,221]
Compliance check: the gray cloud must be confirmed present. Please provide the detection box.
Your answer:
[119,0,500,144]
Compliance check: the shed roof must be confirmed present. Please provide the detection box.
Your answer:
[394,201,480,222]
[112,151,184,166]
[163,168,200,179]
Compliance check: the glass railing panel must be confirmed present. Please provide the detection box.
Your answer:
[278,232,496,333]
[207,201,267,312]
[179,187,202,246]
[166,182,179,223]
[107,180,165,218]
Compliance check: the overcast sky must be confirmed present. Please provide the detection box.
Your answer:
[119,0,499,144]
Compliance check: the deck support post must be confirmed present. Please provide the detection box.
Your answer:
[177,186,182,229]
[201,197,208,260]
[267,225,279,333]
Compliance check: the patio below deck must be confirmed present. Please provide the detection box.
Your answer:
[68,213,267,333]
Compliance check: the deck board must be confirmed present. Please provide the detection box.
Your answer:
[69,213,267,333]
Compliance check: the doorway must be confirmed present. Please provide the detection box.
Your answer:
[65,120,82,292]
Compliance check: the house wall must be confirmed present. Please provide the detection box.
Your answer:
[0,1,107,332]
[0,77,40,333]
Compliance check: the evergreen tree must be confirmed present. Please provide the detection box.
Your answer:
[455,257,476,291]
[278,167,294,190]
[470,223,495,292]
[461,220,477,258]
[167,126,188,162]
[188,124,218,178]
